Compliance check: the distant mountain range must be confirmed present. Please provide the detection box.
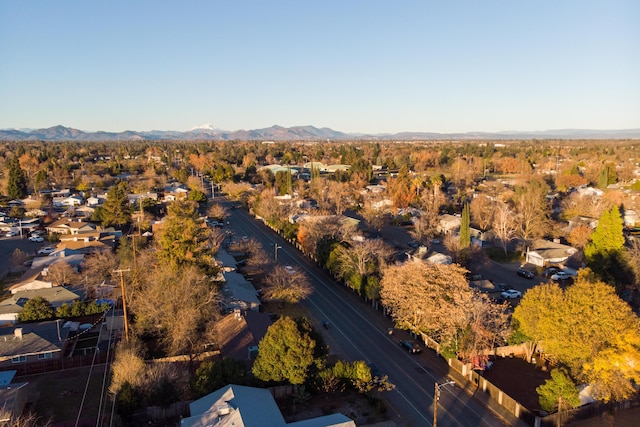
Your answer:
[1,125,639,141]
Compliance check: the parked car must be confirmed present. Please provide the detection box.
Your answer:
[399,340,422,354]
[367,362,382,381]
[29,236,44,242]
[37,246,56,255]
[542,267,561,278]
[284,265,296,275]
[551,271,573,281]
[5,231,16,237]
[501,289,523,299]
[517,268,534,279]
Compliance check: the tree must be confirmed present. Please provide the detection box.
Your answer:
[536,369,581,419]
[252,316,315,385]
[584,206,629,287]
[470,194,494,232]
[10,248,28,268]
[18,297,54,322]
[459,203,470,249]
[262,265,313,305]
[191,358,246,397]
[330,239,392,296]
[101,182,131,227]
[567,224,592,250]
[585,206,625,258]
[513,179,550,246]
[380,262,474,347]
[492,202,517,254]
[513,272,640,402]
[130,263,219,357]
[157,199,212,267]
[7,156,28,200]
[46,261,78,286]
[80,251,118,298]
[206,203,229,222]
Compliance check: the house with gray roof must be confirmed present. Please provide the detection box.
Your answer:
[181,384,355,427]
[0,287,81,325]
[0,321,72,367]
[525,239,578,267]
[221,272,260,312]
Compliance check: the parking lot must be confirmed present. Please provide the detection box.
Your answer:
[0,235,49,282]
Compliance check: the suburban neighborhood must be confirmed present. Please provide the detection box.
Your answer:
[1,138,640,426]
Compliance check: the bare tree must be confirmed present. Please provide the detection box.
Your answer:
[46,261,78,286]
[10,248,28,268]
[81,251,118,296]
[130,263,219,357]
[470,194,495,232]
[261,265,313,304]
[492,202,518,254]
[207,203,229,221]
[458,294,510,364]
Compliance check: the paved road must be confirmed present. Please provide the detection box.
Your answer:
[223,202,509,427]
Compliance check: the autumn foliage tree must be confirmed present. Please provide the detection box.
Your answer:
[513,271,640,402]
[381,262,472,349]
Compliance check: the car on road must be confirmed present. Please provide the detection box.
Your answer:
[284,265,296,275]
[29,236,44,242]
[501,289,522,299]
[5,231,16,237]
[37,246,56,255]
[399,339,422,354]
[551,271,573,281]
[516,268,534,279]
[367,362,382,381]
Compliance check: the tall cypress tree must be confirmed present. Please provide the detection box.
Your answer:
[460,202,471,248]
[7,157,28,200]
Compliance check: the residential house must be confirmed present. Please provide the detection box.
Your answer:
[46,218,97,235]
[221,272,260,312]
[0,287,82,325]
[525,239,578,268]
[437,214,461,235]
[214,310,272,361]
[0,321,72,367]
[181,384,355,427]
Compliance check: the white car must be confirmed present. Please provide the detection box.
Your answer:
[29,236,44,242]
[37,246,56,255]
[551,271,573,281]
[501,289,522,299]
[5,231,16,237]
[284,265,296,275]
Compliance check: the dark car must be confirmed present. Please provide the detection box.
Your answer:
[399,340,422,354]
[517,268,534,279]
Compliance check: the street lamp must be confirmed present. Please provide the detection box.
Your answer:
[273,243,282,261]
[433,380,455,427]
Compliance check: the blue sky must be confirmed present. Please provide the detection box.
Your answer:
[1,1,638,134]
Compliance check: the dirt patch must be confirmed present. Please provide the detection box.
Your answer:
[483,355,551,412]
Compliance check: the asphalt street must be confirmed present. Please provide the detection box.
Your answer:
[223,201,512,427]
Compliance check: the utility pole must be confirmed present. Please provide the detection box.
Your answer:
[433,381,455,427]
[113,268,131,341]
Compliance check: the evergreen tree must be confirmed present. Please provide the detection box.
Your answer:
[584,206,630,287]
[459,202,471,248]
[101,182,131,227]
[18,297,55,322]
[157,199,212,267]
[252,317,315,385]
[7,157,28,200]
[537,368,581,414]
